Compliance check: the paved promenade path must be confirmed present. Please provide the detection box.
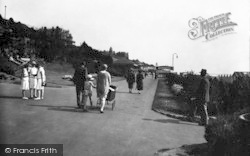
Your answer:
[0,77,206,156]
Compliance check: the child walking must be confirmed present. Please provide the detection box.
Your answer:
[82,75,96,109]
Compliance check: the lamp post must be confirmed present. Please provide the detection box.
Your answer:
[4,6,7,19]
[172,53,178,71]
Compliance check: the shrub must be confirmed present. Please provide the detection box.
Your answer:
[166,73,250,155]
[171,84,183,95]
[166,73,183,86]
[205,108,250,156]
[0,57,16,75]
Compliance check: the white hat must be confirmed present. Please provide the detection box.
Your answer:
[32,61,36,65]
[87,74,94,81]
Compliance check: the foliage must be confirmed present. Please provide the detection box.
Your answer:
[166,72,250,155]
[167,72,250,115]
[165,73,184,86]
[0,16,116,74]
[205,109,250,156]
[0,56,15,75]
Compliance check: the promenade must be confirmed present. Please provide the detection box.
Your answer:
[0,77,206,156]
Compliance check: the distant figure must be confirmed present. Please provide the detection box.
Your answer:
[21,64,29,99]
[34,63,46,100]
[155,71,158,79]
[28,61,38,99]
[72,62,88,109]
[96,64,111,113]
[136,70,144,94]
[196,69,210,126]
[126,68,135,93]
[151,71,154,78]
[83,74,96,107]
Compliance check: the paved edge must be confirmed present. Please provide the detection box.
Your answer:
[154,143,208,156]
[152,108,195,122]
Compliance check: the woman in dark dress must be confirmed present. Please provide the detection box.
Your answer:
[136,70,144,94]
[126,68,135,93]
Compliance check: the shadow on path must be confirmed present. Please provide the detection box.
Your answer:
[0,95,21,99]
[116,91,139,94]
[143,118,197,126]
[29,104,101,114]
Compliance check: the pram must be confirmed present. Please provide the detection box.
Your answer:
[77,85,117,112]
[106,85,117,110]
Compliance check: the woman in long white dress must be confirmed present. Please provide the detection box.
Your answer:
[34,63,46,100]
[29,61,38,98]
[21,64,29,99]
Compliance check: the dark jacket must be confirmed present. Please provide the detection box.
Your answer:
[136,72,144,90]
[73,66,88,86]
[126,72,135,84]
[196,77,210,103]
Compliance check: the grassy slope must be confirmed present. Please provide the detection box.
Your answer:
[44,62,75,87]
[1,61,125,87]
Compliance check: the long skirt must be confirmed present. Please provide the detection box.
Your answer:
[29,77,37,89]
[21,77,29,90]
[36,79,44,90]
[128,82,134,89]
[136,82,143,90]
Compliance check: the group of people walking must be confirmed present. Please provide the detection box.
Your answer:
[21,60,209,125]
[72,62,111,113]
[126,68,144,94]
[21,61,46,100]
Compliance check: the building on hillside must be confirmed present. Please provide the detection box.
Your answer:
[108,47,115,56]
[115,52,129,59]
[232,72,250,80]
[218,72,250,83]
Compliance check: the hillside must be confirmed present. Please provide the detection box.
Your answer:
[0,15,154,78]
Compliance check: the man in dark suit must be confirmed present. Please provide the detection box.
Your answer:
[196,69,210,126]
[72,62,88,108]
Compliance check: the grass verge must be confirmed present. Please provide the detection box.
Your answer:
[152,78,190,118]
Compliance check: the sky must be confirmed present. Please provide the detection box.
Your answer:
[0,0,249,75]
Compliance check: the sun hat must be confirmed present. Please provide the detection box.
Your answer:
[87,74,94,81]
[32,61,36,65]
[101,64,108,70]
